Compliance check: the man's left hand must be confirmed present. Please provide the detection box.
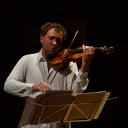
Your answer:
[80,44,94,72]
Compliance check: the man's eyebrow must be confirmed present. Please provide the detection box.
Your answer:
[49,36,62,39]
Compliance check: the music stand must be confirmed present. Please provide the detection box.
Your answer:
[18,90,110,127]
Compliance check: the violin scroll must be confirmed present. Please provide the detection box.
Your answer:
[100,46,114,54]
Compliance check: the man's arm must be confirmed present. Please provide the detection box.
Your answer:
[67,68,89,94]
[4,55,34,97]
[67,45,94,94]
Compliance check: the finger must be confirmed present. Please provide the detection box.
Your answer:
[82,44,86,51]
[89,47,95,54]
[83,44,89,55]
[38,83,46,93]
[41,82,51,90]
[33,83,44,93]
[44,82,51,89]
[85,46,93,54]
[85,45,92,54]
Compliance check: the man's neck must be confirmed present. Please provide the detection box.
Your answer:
[41,49,48,61]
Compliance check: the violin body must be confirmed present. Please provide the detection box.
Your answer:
[49,47,82,66]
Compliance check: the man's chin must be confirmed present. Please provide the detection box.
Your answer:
[48,52,58,59]
[49,50,58,55]
[48,51,54,55]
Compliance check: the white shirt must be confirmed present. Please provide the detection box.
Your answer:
[4,49,89,128]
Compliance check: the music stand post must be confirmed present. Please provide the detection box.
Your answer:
[18,90,111,127]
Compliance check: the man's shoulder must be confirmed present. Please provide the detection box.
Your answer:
[20,52,38,61]
[22,52,38,58]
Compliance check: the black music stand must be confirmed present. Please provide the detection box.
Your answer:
[18,90,110,128]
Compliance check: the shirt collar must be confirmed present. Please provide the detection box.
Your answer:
[37,48,46,62]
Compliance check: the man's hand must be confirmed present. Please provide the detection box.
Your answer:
[80,44,94,72]
[32,82,51,94]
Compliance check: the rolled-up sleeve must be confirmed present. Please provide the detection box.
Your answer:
[67,70,89,94]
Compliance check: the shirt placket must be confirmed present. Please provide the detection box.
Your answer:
[39,61,48,83]
[44,61,48,82]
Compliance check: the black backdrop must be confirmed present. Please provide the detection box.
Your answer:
[0,2,128,128]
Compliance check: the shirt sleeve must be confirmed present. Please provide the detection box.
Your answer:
[67,69,89,94]
[4,55,34,97]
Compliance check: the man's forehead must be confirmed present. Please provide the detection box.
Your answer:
[47,28,63,37]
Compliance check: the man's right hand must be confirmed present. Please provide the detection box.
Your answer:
[32,82,51,94]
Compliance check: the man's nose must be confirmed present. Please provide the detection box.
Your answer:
[52,40,57,45]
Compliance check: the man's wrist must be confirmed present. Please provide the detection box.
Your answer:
[80,64,89,72]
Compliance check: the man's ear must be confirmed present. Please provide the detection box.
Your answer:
[40,33,43,43]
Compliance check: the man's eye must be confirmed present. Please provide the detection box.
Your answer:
[56,39,62,44]
[49,37,54,40]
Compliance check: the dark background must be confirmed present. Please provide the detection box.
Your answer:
[0,2,128,128]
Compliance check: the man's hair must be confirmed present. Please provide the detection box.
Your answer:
[40,22,67,41]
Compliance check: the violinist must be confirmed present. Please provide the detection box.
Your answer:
[4,22,94,128]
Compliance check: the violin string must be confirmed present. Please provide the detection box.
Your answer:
[50,29,79,85]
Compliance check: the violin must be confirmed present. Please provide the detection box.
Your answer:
[48,46,114,68]
[48,29,114,84]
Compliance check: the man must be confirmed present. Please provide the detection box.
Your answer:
[4,22,94,128]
